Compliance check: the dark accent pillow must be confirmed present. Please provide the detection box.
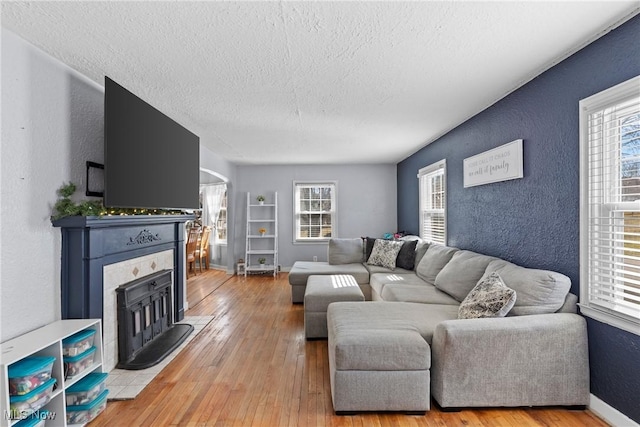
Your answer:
[364,237,377,260]
[395,239,417,270]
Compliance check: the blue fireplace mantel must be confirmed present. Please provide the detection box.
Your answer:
[52,214,194,324]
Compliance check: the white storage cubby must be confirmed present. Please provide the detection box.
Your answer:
[1,319,104,427]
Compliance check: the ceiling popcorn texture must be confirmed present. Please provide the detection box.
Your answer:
[2,2,639,165]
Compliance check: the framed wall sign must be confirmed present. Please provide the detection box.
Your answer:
[463,139,524,188]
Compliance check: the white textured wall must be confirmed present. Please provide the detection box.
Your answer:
[235,164,397,268]
[1,29,104,341]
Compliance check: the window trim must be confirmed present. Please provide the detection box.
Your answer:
[216,190,227,244]
[418,159,447,245]
[579,75,640,337]
[293,181,337,244]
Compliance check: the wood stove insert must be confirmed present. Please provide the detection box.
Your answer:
[116,269,193,370]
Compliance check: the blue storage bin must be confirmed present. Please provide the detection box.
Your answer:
[13,410,50,427]
[63,346,96,378]
[62,329,96,357]
[66,372,108,406]
[66,389,109,425]
[8,357,56,396]
[9,378,57,418]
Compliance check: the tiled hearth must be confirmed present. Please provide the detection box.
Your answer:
[103,250,174,372]
[106,316,213,400]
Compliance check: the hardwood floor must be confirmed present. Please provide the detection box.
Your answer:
[186,268,232,310]
[94,274,607,427]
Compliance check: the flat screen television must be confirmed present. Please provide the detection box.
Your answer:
[104,76,200,210]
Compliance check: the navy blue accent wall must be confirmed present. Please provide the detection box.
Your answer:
[397,15,640,422]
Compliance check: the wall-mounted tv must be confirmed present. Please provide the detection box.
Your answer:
[104,77,200,210]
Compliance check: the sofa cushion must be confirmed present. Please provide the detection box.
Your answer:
[370,272,428,299]
[365,264,415,275]
[329,238,364,265]
[435,250,498,302]
[288,261,369,286]
[458,273,517,319]
[415,244,459,285]
[395,239,418,270]
[414,241,430,267]
[482,260,571,315]
[367,239,404,270]
[327,301,459,345]
[381,284,460,305]
[331,324,430,371]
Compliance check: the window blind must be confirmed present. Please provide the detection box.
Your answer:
[582,76,640,327]
[418,160,446,244]
[294,182,336,240]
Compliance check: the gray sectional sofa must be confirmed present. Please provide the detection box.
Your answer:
[288,237,590,412]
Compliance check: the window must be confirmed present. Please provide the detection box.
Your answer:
[216,190,227,242]
[294,182,336,242]
[418,160,446,244]
[580,75,640,336]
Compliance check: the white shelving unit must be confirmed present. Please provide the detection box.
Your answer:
[1,319,104,426]
[245,192,278,277]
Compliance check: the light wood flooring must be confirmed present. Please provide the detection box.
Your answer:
[93,272,607,427]
[186,268,232,310]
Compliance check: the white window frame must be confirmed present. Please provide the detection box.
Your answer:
[418,159,446,245]
[216,190,227,244]
[293,181,337,243]
[579,75,640,336]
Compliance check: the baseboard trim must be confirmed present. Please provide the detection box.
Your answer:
[589,394,639,427]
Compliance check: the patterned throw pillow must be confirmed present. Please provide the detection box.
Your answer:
[367,239,404,270]
[458,272,517,319]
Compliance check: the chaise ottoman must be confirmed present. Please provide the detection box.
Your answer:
[289,261,370,303]
[304,275,365,339]
[327,301,431,414]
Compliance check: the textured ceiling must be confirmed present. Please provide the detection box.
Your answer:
[2,2,639,165]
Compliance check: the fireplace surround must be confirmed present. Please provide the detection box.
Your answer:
[53,214,193,370]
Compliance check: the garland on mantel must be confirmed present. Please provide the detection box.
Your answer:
[51,182,188,220]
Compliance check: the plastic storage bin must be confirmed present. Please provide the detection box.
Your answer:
[62,329,96,357]
[65,372,108,406]
[64,346,96,378]
[13,410,51,427]
[66,389,109,425]
[8,356,56,396]
[9,378,57,418]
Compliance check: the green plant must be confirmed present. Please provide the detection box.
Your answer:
[52,182,104,220]
[258,257,266,264]
[51,182,188,220]
[256,195,265,202]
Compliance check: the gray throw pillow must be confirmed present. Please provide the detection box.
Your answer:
[458,272,517,319]
[367,239,404,270]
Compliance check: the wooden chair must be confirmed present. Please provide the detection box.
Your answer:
[186,227,200,277]
[196,226,211,272]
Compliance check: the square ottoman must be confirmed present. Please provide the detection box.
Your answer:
[327,302,431,414]
[304,275,365,339]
